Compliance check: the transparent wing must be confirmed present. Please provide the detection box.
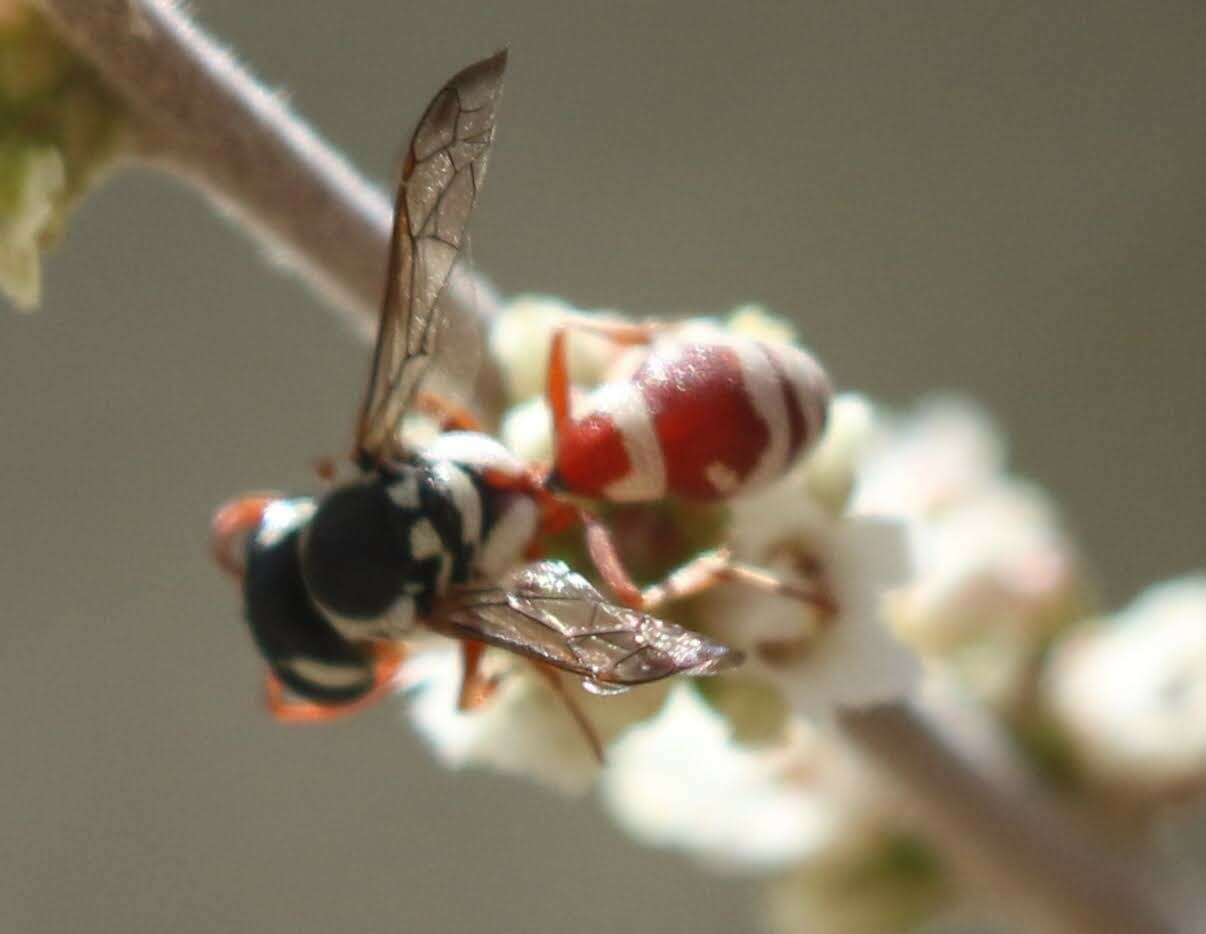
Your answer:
[434,561,743,689]
[356,50,507,466]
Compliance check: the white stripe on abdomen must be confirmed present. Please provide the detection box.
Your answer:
[583,381,667,502]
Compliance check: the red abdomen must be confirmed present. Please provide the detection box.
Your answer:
[554,338,830,502]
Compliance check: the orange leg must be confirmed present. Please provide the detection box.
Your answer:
[210,494,276,579]
[533,663,604,763]
[482,475,642,606]
[545,319,665,447]
[480,465,581,541]
[580,515,837,618]
[442,638,601,760]
[581,512,645,607]
[478,462,643,601]
[415,391,483,432]
[312,456,339,485]
[554,313,667,345]
[484,454,837,618]
[546,328,573,444]
[456,640,498,711]
[266,643,406,723]
[638,548,837,617]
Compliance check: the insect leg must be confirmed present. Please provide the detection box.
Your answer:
[576,510,836,617]
[530,500,655,609]
[480,463,830,620]
[476,466,648,607]
[414,391,484,432]
[478,466,582,550]
[554,313,668,346]
[546,327,574,442]
[456,640,498,711]
[580,512,645,608]
[265,673,347,723]
[312,456,341,485]
[211,493,276,579]
[545,318,667,443]
[265,643,407,723]
[639,549,838,617]
[532,663,604,763]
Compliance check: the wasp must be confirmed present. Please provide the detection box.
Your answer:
[211,52,746,756]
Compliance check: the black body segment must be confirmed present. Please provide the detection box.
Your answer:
[299,456,506,640]
[300,476,443,622]
[242,499,375,703]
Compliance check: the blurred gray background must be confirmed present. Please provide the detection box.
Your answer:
[3,2,1205,932]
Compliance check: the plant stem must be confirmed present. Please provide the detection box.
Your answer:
[34,0,499,336]
[839,701,1185,933]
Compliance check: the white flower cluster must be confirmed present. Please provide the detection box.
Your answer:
[397,297,1206,933]
[406,647,674,795]
[853,399,1091,712]
[599,686,883,874]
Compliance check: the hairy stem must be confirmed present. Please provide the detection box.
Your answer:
[34,0,499,336]
[839,702,1184,933]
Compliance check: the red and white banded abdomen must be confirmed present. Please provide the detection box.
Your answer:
[552,337,830,502]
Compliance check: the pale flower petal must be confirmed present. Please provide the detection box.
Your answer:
[725,303,800,345]
[799,393,877,517]
[778,517,919,719]
[853,398,1089,707]
[489,295,628,404]
[1045,577,1206,798]
[695,463,919,721]
[853,396,1004,520]
[499,393,556,463]
[404,646,669,795]
[890,482,1084,651]
[600,687,881,873]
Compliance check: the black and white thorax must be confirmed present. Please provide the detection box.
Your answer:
[301,432,540,641]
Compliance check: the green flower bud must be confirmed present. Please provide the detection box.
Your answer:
[0,6,127,309]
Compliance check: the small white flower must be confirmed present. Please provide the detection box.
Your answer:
[853,396,1004,520]
[889,483,1083,646]
[710,515,918,721]
[499,392,557,463]
[725,303,800,345]
[799,393,877,517]
[600,686,884,873]
[403,645,670,795]
[694,459,919,721]
[853,398,1087,706]
[1045,577,1206,799]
